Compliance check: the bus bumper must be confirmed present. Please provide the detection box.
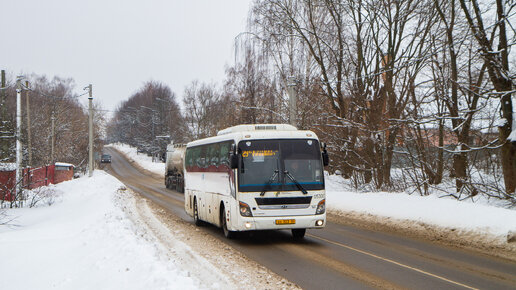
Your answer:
[234,213,326,231]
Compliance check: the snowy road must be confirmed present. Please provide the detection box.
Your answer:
[104,147,516,289]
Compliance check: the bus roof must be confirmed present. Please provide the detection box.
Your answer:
[187,124,319,147]
[217,124,297,135]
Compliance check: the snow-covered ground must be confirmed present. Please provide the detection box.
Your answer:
[325,174,516,242]
[0,171,199,290]
[106,143,165,176]
[110,143,516,244]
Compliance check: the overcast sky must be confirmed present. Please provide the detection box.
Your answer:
[1,0,252,112]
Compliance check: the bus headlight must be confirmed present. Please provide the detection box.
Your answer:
[239,201,253,217]
[316,199,325,215]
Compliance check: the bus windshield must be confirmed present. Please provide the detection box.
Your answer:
[238,139,324,192]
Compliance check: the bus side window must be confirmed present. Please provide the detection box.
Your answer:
[193,147,201,170]
[210,143,220,167]
[219,142,230,167]
[200,145,208,169]
[185,148,192,171]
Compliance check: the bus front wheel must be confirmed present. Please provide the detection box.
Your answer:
[221,206,235,239]
[292,229,306,239]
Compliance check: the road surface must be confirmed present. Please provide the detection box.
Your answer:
[104,147,516,290]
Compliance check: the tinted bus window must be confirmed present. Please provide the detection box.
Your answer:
[185,148,193,169]
[209,143,220,167]
[219,142,231,167]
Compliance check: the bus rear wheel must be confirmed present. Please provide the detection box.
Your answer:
[193,198,203,226]
[292,229,306,239]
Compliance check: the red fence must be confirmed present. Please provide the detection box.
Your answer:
[0,164,73,201]
[23,165,55,189]
[0,170,16,201]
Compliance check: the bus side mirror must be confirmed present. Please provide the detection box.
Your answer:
[229,144,238,169]
[322,151,329,167]
[230,154,238,169]
[321,142,329,166]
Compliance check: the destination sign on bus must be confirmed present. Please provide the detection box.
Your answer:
[241,150,278,158]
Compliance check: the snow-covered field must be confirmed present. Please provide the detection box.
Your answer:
[0,171,198,290]
[110,143,516,244]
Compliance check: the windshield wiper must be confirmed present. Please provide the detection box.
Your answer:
[260,170,279,196]
[284,170,308,195]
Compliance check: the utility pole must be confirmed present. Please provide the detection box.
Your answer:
[26,81,32,168]
[1,70,7,157]
[0,70,5,113]
[15,77,23,201]
[51,113,55,164]
[287,77,297,128]
[88,84,93,177]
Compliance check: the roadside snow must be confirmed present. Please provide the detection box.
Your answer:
[0,171,198,290]
[106,143,164,176]
[326,174,516,240]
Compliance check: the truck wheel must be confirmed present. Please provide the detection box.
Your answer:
[175,178,181,193]
[292,229,306,240]
[179,179,184,193]
[193,198,203,226]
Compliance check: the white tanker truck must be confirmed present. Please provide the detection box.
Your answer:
[165,143,186,193]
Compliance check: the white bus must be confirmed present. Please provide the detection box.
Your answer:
[184,124,329,239]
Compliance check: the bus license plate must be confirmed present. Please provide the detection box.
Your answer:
[275,219,296,225]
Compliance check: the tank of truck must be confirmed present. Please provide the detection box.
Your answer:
[165,144,186,175]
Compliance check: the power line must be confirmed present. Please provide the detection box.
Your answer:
[19,82,87,100]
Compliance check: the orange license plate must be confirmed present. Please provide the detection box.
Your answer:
[275,219,296,225]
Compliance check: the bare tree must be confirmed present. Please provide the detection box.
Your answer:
[250,0,437,189]
[182,81,221,140]
[108,81,183,150]
[458,0,516,195]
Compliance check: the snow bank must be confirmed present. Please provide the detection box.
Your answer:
[508,129,516,142]
[54,162,74,167]
[0,171,197,290]
[106,143,165,176]
[326,174,516,239]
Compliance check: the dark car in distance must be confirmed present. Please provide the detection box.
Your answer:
[101,154,112,163]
